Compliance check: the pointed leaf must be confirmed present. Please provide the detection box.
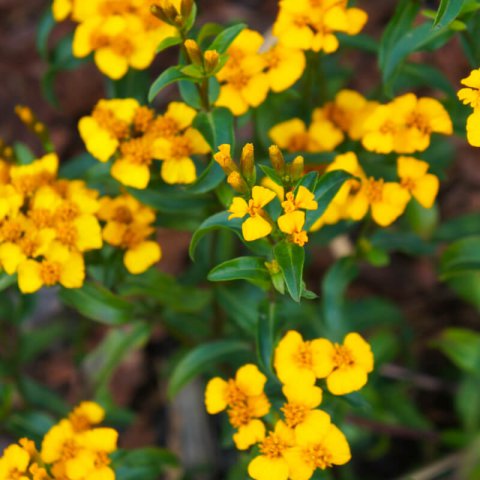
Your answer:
[274,242,304,302]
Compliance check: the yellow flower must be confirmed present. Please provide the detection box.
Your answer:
[313,333,374,395]
[153,128,210,185]
[17,241,85,293]
[52,0,72,21]
[215,29,270,116]
[0,443,31,480]
[205,364,270,450]
[281,383,323,430]
[69,401,105,432]
[269,118,343,153]
[9,153,58,195]
[284,410,351,478]
[274,330,335,386]
[98,194,161,274]
[466,111,480,147]
[397,156,439,209]
[281,186,317,213]
[458,68,480,110]
[248,420,295,480]
[278,211,309,246]
[264,44,306,93]
[228,186,276,241]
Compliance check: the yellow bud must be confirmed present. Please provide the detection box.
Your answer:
[290,155,304,180]
[269,145,285,173]
[214,144,238,175]
[227,171,248,193]
[33,122,46,134]
[15,105,34,125]
[204,50,220,73]
[151,1,179,24]
[184,39,203,66]
[240,143,255,180]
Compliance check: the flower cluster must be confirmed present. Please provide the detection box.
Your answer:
[215,29,306,116]
[79,98,210,188]
[457,68,480,147]
[270,91,453,155]
[52,0,181,79]
[205,330,374,480]
[313,152,439,229]
[0,402,118,480]
[273,0,368,53]
[0,153,101,293]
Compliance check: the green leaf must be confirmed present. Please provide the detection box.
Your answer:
[0,273,17,292]
[435,213,480,242]
[17,377,69,416]
[59,152,98,180]
[193,107,235,151]
[274,242,304,302]
[187,159,225,194]
[148,66,193,103]
[181,64,205,79]
[433,327,480,374]
[19,322,68,364]
[167,340,251,398]
[190,211,240,261]
[440,236,480,278]
[456,375,480,432]
[447,272,480,310]
[305,170,352,230]
[434,0,465,27]
[321,257,358,340]
[257,301,276,376]
[83,322,151,394]
[198,22,223,46]
[13,142,36,165]
[59,282,134,325]
[208,256,270,287]
[259,165,284,186]
[156,35,182,53]
[127,186,211,214]
[113,448,178,480]
[207,23,247,54]
[216,285,259,334]
[36,8,55,61]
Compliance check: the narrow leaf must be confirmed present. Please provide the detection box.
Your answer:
[274,242,305,302]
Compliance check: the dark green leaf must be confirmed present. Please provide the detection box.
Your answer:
[187,159,225,194]
[156,36,182,52]
[208,256,270,287]
[193,107,235,151]
[168,340,251,398]
[36,8,55,61]
[274,242,304,302]
[197,22,223,46]
[434,0,465,27]
[259,165,284,186]
[148,66,193,103]
[59,282,134,325]
[208,23,247,54]
[181,64,205,79]
[59,152,98,179]
[257,301,276,376]
[305,170,352,229]
[440,236,480,278]
[435,213,480,242]
[113,448,178,480]
[18,377,69,416]
[216,285,259,334]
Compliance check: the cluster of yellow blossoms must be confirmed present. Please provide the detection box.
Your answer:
[205,330,374,480]
[270,91,453,155]
[458,68,480,147]
[215,29,306,116]
[274,0,367,54]
[0,146,161,292]
[79,98,209,188]
[52,0,181,79]
[313,151,440,229]
[0,402,117,480]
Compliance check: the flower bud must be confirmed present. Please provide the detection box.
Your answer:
[181,0,195,18]
[214,144,238,176]
[227,171,248,193]
[151,1,179,25]
[290,155,304,180]
[15,105,34,126]
[268,145,285,173]
[184,39,203,66]
[240,143,255,182]
[204,50,220,74]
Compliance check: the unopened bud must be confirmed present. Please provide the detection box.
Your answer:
[184,39,203,66]
[204,50,220,74]
[240,143,255,181]
[269,145,285,173]
[227,171,248,193]
[151,1,178,25]
[181,0,194,18]
[290,155,304,180]
[15,105,34,125]
[213,144,238,175]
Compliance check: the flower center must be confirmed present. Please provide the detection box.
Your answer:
[170,136,193,159]
[288,132,310,152]
[400,177,416,192]
[265,49,281,69]
[295,342,313,368]
[259,432,288,459]
[60,439,79,461]
[406,112,431,135]
[120,137,153,165]
[302,443,333,470]
[292,230,308,247]
[227,402,253,428]
[69,412,91,432]
[133,106,155,133]
[56,222,78,247]
[55,201,79,222]
[247,199,263,217]
[364,177,383,203]
[112,36,135,57]
[29,208,53,228]
[149,116,181,137]
[282,402,308,428]
[113,206,133,224]
[1,219,23,242]
[40,261,61,286]
[92,106,129,140]
[226,70,250,90]
[379,120,397,135]
[226,380,247,405]
[282,191,297,213]
[332,344,354,369]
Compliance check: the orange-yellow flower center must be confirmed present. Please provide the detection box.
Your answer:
[40,260,61,286]
[364,177,383,203]
[95,451,111,468]
[55,201,79,222]
[0,219,23,242]
[133,107,155,133]
[247,199,263,217]
[99,0,133,16]
[29,209,53,228]
[379,120,397,135]
[149,116,181,137]
[332,344,354,369]
[400,177,416,192]
[282,402,309,428]
[226,380,247,405]
[265,49,281,69]
[295,342,313,369]
[170,136,193,159]
[302,443,333,470]
[259,432,289,459]
[282,191,297,213]
[287,132,310,152]
[112,36,135,57]
[60,439,80,461]
[120,137,153,165]
[19,237,39,257]
[406,112,431,135]
[226,69,250,90]
[227,402,253,428]
[292,230,308,247]
[92,107,129,140]
[56,222,77,247]
[113,206,134,224]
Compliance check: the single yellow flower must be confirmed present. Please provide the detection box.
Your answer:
[397,156,439,209]
[313,333,374,395]
[264,44,306,93]
[281,383,323,430]
[281,186,317,213]
[284,411,351,478]
[458,68,480,110]
[278,211,309,246]
[228,186,276,241]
